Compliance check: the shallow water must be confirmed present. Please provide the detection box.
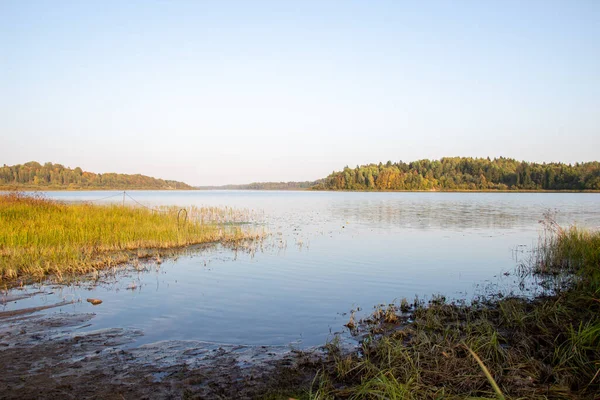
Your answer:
[3,191,600,348]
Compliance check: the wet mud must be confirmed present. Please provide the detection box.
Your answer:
[0,308,320,399]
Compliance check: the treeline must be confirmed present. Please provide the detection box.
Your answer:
[314,157,600,191]
[197,181,319,190]
[0,162,192,190]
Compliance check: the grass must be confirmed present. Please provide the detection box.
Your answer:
[263,218,600,400]
[0,192,263,283]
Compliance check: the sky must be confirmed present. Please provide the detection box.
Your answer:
[1,1,599,186]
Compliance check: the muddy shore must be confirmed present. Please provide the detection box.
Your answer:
[0,303,320,399]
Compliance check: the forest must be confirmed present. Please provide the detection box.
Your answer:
[197,181,319,190]
[0,162,192,190]
[314,157,600,191]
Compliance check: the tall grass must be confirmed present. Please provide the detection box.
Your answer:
[277,221,600,400]
[0,192,263,283]
[536,217,600,294]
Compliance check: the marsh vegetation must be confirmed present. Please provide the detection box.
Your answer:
[0,192,263,283]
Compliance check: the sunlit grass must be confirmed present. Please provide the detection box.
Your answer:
[0,192,263,283]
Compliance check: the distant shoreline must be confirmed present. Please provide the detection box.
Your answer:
[0,186,195,191]
[5,186,598,194]
[307,188,600,193]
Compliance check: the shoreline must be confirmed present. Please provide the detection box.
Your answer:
[0,187,196,191]
[3,186,600,193]
[2,224,597,398]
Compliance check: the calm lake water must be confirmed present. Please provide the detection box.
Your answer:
[4,191,600,348]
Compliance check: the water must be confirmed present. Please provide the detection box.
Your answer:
[3,191,600,348]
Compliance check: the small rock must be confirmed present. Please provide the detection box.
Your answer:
[86,298,102,305]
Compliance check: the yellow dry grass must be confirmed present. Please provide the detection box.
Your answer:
[0,192,261,283]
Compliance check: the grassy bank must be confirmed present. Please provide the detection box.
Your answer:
[0,192,262,283]
[267,222,600,399]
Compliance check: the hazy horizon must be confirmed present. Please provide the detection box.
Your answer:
[2,1,599,186]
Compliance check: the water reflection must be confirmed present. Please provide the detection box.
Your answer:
[328,193,600,230]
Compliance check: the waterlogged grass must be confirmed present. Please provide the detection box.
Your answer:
[0,193,263,283]
[537,217,600,290]
[269,222,600,400]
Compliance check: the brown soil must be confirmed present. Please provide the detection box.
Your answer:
[0,311,320,399]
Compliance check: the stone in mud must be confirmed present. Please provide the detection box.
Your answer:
[86,298,102,305]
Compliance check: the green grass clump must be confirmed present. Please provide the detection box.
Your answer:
[0,192,261,283]
[537,220,600,294]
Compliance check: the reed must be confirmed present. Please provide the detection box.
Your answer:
[0,192,263,283]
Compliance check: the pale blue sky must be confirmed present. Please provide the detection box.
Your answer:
[1,1,599,185]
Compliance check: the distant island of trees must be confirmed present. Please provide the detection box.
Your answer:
[196,181,319,190]
[0,162,192,190]
[314,157,600,191]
